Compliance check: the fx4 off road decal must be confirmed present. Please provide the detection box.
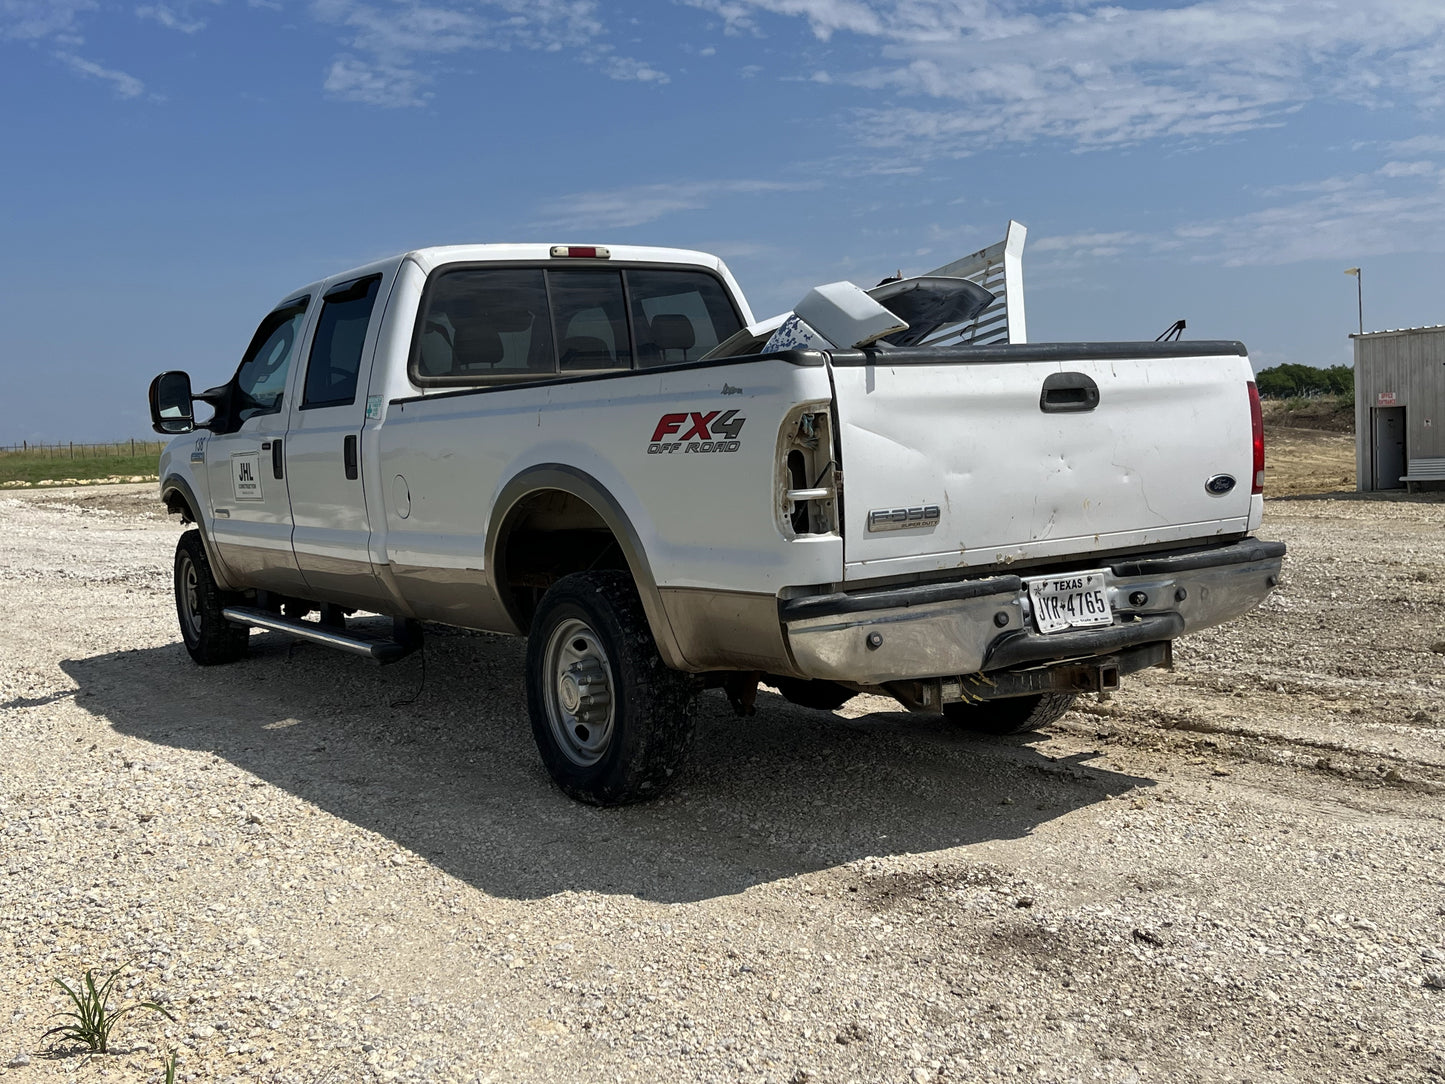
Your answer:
[648,410,746,455]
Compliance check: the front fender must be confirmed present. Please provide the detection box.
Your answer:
[160,472,240,592]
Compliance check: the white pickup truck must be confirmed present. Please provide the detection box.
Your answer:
[148,239,1284,804]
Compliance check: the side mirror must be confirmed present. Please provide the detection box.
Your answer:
[149,371,196,434]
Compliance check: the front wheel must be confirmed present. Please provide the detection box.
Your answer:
[942,692,1076,735]
[525,571,697,805]
[174,530,249,665]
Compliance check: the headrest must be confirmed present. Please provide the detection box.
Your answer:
[452,319,504,368]
[650,314,696,352]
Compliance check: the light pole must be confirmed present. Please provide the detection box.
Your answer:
[1344,267,1362,335]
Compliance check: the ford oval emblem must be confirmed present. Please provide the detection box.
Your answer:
[1205,474,1237,495]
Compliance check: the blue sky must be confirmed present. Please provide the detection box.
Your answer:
[2,0,1442,441]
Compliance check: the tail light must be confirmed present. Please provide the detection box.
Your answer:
[1248,380,1265,494]
[777,405,838,537]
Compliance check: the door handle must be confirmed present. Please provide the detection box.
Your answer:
[344,434,358,480]
[1040,372,1100,413]
[272,438,284,480]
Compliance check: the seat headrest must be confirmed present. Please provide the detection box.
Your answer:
[452,319,504,369]
[650,314,696,352]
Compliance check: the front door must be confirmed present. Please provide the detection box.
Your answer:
[1373,406,1406,490]
[284,271,390,609]
[204,296,312,595]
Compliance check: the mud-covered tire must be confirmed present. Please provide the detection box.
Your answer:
[942,692,1076,735]
[174,530,249,665]
[525,571,697,806]
[774,677,856,712]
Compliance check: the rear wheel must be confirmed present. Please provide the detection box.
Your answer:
[942,692,1076,735]
[174,530,249,665]
[525,571,697,805]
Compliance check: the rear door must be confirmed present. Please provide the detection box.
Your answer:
[830,346,1258,581]
[284,270,392,608]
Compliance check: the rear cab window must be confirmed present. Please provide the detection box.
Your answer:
[409,264,742,387]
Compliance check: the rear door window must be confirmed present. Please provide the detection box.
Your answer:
[302,275,382,409]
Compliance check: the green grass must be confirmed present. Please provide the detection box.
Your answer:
[0,443,163,487]
[42,963,175,1054]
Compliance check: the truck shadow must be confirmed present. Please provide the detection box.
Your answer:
[61,627,1153,905]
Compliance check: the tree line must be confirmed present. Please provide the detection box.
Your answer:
[1254,363,1354,399]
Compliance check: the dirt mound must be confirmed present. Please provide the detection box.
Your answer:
[1260,395,1354,433]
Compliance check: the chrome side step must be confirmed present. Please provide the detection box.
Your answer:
[221,607,417,664]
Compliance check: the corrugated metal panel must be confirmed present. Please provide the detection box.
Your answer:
[920,221,1027,345]
[1354,325,1445,489]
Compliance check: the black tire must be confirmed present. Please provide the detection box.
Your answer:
[774,677,856,712]
[173,530,249,665]
[525,571,697,805]
[942,692,1076,735]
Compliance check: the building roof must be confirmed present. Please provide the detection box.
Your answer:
[1351,324,1445,339]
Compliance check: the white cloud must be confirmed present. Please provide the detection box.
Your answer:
[1389,134,1445,155]
[1179,167,1445,266]
[1377,160,1437,179]
[597,53,669,84]
[1032,157,1445,268]
[323,55,426,106]
[135,2,218,33]
[0,0,95,42]
[536,179,817,229]
[1031,231,1165,259]
[315,0,670,105]
[55,51,145,97]
[684,0,1445,153]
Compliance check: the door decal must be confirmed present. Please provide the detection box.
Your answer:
[231,451,264,501]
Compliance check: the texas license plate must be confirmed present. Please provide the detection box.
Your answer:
[1027,572,1113,634]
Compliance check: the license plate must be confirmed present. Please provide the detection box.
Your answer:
[1027,572,1113,634]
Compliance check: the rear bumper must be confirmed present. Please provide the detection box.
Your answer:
[781,538,1285,685]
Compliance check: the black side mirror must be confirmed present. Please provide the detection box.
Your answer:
[149,371,196,434]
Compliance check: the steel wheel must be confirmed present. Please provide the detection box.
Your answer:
[541,617,616,767]
[525,571,698,805]
[172,530,248,665]
[177,551,204,645]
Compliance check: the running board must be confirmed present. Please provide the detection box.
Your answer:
[221,607,418,664]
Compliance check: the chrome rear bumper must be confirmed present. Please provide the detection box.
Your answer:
[780,539,1285,685]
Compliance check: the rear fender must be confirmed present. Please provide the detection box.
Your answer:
[486,464,688,671]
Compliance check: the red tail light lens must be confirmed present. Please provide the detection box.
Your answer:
[1248,380,1264,494]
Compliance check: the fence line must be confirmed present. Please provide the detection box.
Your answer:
[0,440,166,459]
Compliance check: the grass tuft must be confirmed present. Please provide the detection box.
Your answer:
[41,963,175,1054]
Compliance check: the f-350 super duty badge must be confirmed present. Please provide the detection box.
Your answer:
[648,410,746,455]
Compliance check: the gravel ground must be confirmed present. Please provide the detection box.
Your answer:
[1,483,1443,1084]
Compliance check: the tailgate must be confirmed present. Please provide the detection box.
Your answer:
[830,343,1257,580]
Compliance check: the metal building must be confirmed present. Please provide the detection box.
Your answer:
[1353,325,1445,491]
